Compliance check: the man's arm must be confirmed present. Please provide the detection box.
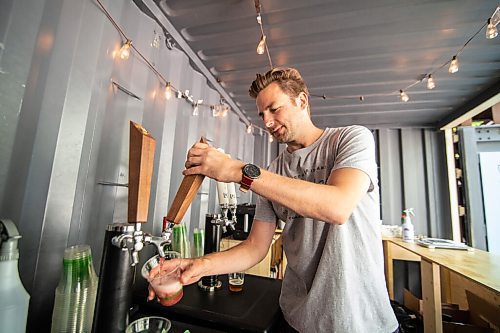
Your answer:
[183,142,371,225]
[251,167,371,225]
[177,219,276,285]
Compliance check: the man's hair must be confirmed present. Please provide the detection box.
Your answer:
[249,67,309,100]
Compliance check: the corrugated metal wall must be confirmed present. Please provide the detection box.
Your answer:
[377,128,452,238]
[0,0,263,331]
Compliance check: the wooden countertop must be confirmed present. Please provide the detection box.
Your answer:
[384,237,500,295]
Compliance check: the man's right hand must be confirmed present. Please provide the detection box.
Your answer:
[183,142,244,183]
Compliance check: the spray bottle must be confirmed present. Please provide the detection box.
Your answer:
[402,208,415,243]
[0,219,30,333]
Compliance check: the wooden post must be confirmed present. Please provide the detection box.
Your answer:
[421,259,443,333]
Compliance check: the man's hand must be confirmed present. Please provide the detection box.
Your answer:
[183,142,244,183]
[147,256,212,301]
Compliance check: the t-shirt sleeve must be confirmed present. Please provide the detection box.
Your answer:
[254,194,277,224]
[331,125,378,192]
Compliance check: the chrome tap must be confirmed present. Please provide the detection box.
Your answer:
[111,222,173,266]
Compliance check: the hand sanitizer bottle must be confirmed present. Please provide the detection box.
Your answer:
[402,208,415,243]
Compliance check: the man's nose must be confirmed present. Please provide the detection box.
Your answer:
[263,114,274,129]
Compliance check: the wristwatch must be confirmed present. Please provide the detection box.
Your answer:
[240,163,261,192]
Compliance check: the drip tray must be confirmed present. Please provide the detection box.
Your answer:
[134,274,283,333]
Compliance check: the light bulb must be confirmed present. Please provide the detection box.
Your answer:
[268,134,274,143]
[246,124,253,134]
[151,31,160,48]
[399,90,409,102]
[256,14,262,25]
[486,19,498,39]
[426,74,435,90]
[119,40,131,60]
[192,104,199,116]
[164,83,172,100]
[211,106,218,117]
[257,35,266,55]
[449,56,459,73]
[220,106,229,117]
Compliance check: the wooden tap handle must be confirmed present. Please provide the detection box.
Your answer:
[165,137,208,225]
[128,121,156,223]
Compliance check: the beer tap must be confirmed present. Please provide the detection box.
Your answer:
[93,123,207,333]
[227,182,238,231]
[216,180,230,233]
[93,121,157,333]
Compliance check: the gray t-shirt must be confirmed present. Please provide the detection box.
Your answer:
[255,126,398,333]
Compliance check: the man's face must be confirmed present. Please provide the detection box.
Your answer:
[255,82,306,144]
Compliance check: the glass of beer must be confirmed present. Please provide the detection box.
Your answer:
[228,272,245,292]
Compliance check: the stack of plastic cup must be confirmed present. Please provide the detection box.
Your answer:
[51,245,98,333]
[192,228,204,258]
[172,225,190,258]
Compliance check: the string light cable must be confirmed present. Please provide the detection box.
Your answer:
[306,8,497,103]
[95,0,254,130]
[254,0,274,70]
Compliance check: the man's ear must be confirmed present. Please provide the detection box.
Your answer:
[298,92,309,111]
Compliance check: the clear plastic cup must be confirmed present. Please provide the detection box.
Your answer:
[142,251,183,306]
[125,316,171,333]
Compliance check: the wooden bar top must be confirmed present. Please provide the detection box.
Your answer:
[384,237,500,295]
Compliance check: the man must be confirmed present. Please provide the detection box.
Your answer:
[150,67,398,332]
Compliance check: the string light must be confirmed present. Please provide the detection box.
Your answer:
[192,103,199,116]
[119,40,132,60]
[399,90,409,102]
[151,30,160,48]
[310,8,497,104]
[164,82,172,100]
[254,0,273,69]
[486,18,498,39]
[95,0,255,133]
[246,124,253,134]
[426,74,435,90]
[449,56,459,73]
[257,35,266,55]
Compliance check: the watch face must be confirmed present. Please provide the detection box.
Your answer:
[243,164,261,179]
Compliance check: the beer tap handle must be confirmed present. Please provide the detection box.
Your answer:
[227,182,237,207]
[128,121,156,224]
[165,137,208,226]
[216,181,229,207]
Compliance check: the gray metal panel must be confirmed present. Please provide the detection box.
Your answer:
[377,128,451,238]
[0,1,261,331]
[458,125,500,250]
[401,128,430,236]
[378,129,403,225]
[0,0,45,209]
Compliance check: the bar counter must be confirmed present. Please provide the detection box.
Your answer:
[133,274,283,333]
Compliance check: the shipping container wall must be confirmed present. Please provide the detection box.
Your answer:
[0,0,263,331]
